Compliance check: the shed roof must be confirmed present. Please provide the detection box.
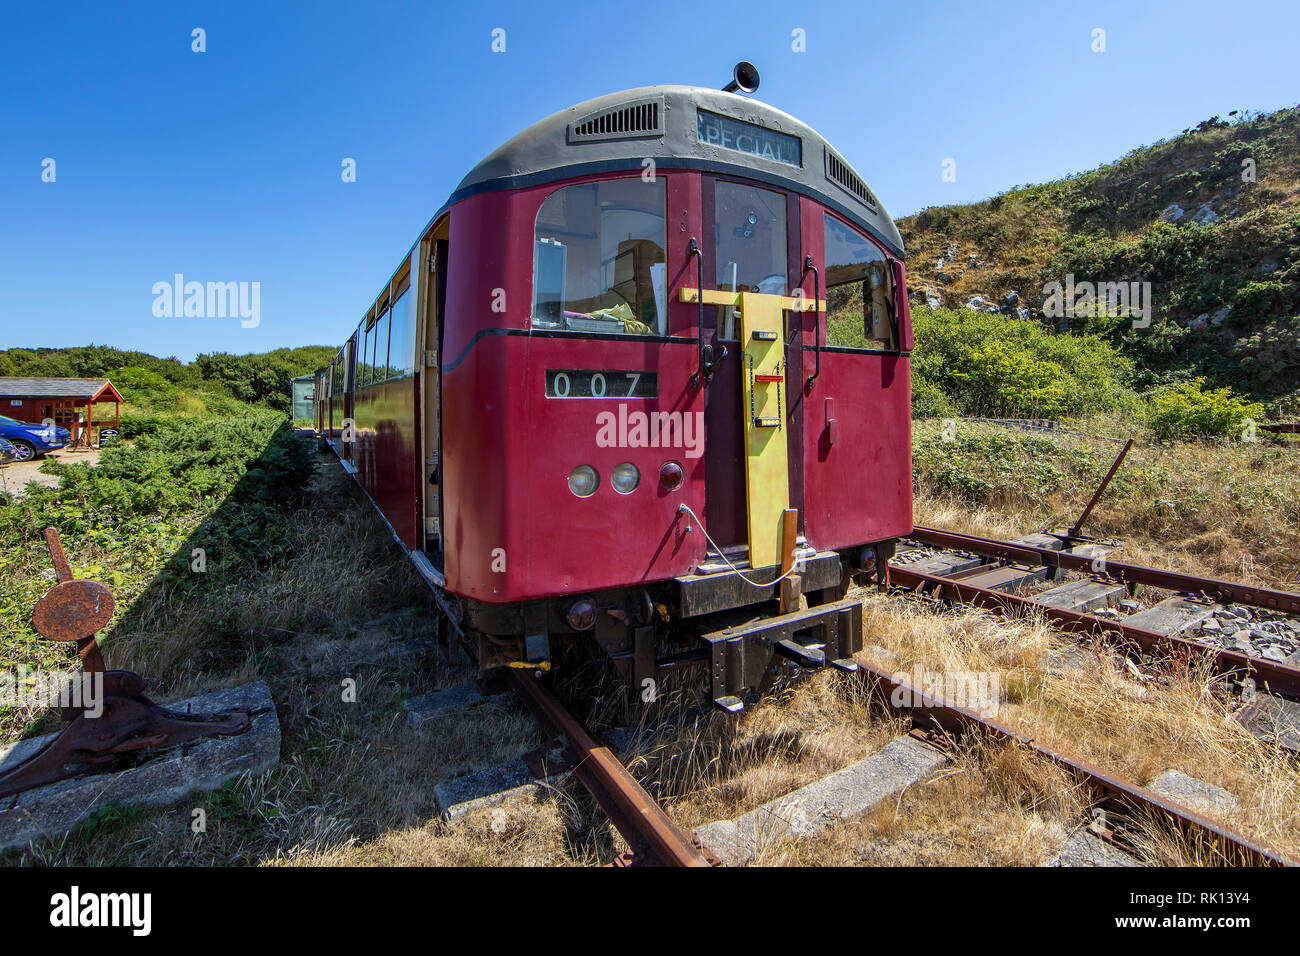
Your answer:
[0,377,123,402]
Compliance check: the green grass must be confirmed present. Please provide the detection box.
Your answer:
[0,414,316,740]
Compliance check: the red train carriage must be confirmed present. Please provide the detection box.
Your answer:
[314,65,914,710]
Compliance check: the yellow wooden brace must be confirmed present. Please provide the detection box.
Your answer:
[678,288,826,311]
[678,286,819,569]
[737,291,790,569]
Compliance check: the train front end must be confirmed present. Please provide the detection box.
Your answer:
[439,71,913,707]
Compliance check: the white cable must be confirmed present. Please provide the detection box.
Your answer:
[677,502,800,589]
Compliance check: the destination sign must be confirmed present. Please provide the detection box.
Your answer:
[696,110,802,167]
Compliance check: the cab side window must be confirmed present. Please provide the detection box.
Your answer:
[823,213,897,351]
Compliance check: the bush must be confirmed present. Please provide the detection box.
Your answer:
[118,412,177,439]
[911,376,957,419]
[1146,379,1263,441]
[911,305,1134,418]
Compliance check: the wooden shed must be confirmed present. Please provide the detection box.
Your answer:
[0,377,123,446]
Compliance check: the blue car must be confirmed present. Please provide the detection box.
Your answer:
[0,415,70,461]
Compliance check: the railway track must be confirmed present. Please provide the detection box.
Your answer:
[891,526,1300,705]
[854,523,1300,864]
[434,523,1300,866]
[854,658,1295,866]
[504,670,717,867]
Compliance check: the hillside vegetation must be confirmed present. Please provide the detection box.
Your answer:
[0,344,335,419]
[902,106,1300,420]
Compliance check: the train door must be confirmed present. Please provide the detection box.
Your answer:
[419,223,450,568]
[700,176,806,570]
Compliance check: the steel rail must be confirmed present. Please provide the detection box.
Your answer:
[888,564,1300,699]
[910,525,1300,614]
[505,670,714,867]
[852,659,1294,866]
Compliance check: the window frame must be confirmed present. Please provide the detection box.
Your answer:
[530,175,670,338]
[702,173,802,342]
[820,209,900,354]
[387,284,412,378]
[372,305,390,385]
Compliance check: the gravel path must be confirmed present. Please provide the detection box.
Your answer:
[0,447,102,498]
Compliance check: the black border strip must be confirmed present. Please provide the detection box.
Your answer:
[433,157,905,259]
[440,326,910,372]
[440,327,696,372]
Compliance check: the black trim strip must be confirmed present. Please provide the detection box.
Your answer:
[440,326,698,373]
[431,157,905,259]
[439,325,910,372]
[804,344,911,357]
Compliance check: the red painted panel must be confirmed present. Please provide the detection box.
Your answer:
[352,376,421,548]
[433,172,913,605]
[801,351,913,548]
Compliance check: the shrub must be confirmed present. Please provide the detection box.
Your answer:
[1146,379,1263,441]
[911,376,956,419]
[118,412,177,439]
[911,305,1134,418]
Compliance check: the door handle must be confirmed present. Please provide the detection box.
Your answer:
[803,256,821,393]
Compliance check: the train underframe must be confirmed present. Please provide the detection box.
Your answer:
[454,541,895,712]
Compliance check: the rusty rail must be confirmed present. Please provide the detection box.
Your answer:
[889,563,1300,699]
[910,525,1300,615]
[853,659,1293,866]
[505,670,714,867]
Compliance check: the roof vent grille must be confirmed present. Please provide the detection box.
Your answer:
[824,147,877,209]
[569,98,664,142]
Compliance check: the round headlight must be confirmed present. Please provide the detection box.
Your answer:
[568,465,599,497]
[611,462,640,495]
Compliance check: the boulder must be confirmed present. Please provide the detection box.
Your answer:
[1158,203,1186,223]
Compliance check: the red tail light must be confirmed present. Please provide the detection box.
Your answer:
[660,461,684,490]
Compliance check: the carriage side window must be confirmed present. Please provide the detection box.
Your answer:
[332,350,346,395]
[387,290,412,377]
[373,308,390,384]
[532,178,667,335]
[359,324,371,387]
[823,213,896,350]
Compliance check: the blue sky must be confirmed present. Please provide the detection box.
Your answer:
[2,0,1298,361]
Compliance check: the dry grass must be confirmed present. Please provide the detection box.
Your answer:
[5,454,582,867]
[827,591,1300,864]
[10,433,1299,867]
[914,421,1300,591]
[641,673,905,830]
[760,740,1082,866]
